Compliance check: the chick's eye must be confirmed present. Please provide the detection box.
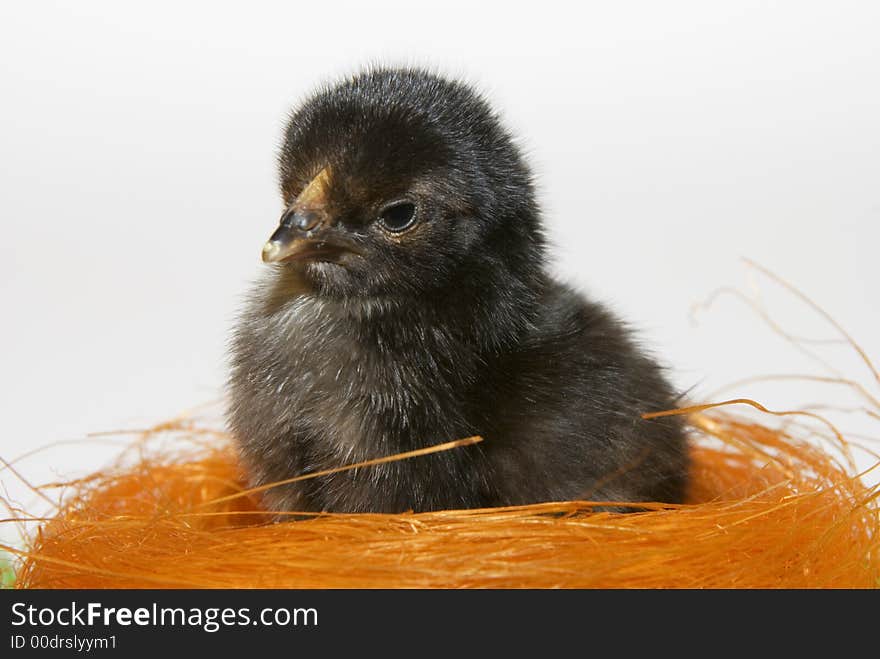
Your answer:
[378,201,417,232]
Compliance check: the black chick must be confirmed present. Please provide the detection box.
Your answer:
[227,67,688,514]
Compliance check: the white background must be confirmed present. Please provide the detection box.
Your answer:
[2,1,878,535]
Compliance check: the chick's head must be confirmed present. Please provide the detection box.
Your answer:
[263,68,543,300]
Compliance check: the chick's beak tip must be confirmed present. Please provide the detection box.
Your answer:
[261,240,283,263]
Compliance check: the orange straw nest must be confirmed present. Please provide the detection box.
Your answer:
[3,400,878,589]
[3,264,879,588]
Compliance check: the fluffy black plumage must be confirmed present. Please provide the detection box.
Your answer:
[227,67,688,513]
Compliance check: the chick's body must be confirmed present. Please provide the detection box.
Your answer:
[227,68,688,513]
